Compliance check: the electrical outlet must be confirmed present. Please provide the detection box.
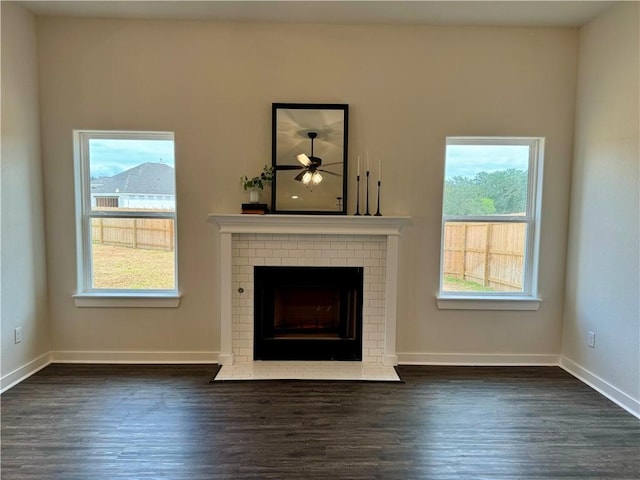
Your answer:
[587,331,595,348]
[14,327,23,344]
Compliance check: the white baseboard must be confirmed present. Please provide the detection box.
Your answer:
[1,352,52,393]
[382,354,398,366]
[217,353,234,365]
[50,350,219,364]
[398,352,560,366]
[560,356,640,419]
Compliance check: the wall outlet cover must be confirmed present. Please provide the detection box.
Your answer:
[14,327,23,344]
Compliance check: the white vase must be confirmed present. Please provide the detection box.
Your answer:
[248,189,260,204]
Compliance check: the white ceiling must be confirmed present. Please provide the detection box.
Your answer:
[19,1,617,27]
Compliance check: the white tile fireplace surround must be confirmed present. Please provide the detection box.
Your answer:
[210,215,410,371]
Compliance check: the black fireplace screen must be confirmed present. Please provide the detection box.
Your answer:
[254,266,363,360]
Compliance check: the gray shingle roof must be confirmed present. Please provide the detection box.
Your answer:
[91,162,175,195]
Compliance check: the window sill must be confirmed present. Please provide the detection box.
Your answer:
[73,293,181,308]
[436,295,541,311]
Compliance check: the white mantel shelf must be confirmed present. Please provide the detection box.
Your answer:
[209,214,411,235]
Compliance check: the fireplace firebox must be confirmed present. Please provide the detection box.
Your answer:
[254,266,363,361]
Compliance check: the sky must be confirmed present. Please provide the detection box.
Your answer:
[445,144,529,179]
[88,139,526,180]
[89,139,175,178]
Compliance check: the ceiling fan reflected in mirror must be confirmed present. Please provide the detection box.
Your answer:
[278,132,343,185]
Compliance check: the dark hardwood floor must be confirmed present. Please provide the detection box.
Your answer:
[1,364,638,480]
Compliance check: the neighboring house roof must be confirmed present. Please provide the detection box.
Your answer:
[91,162,175,195]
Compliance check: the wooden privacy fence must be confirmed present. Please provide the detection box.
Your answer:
[91,218,174,251]
[443,222,525,292]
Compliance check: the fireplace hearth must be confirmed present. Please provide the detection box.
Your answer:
[254,266,363,361]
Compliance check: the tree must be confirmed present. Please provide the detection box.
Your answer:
[443,169,527,216]
[443,176,496,215]
[476,169,527,214]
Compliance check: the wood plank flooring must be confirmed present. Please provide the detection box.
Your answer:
[1,364,638,480]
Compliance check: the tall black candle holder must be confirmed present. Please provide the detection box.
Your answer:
[375,180,382,216]
[354,175,361,215]
[365,171,371,216]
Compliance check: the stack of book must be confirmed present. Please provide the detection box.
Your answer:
[241,203,269,215]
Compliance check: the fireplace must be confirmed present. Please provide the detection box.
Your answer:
[254,266,363,361]
[210,214,409,366]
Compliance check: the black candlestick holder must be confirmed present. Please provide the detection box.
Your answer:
[375,180,382,216]
[354,175,361,215]
[365,171,371,216]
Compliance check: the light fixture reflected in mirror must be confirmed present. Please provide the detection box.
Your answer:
[296,132,329,185]
[302,171,313,184]
[281,131,342,187]
[301,170,323,186]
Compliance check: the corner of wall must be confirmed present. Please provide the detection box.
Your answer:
[1,1,51,386]
[562,1,640,411]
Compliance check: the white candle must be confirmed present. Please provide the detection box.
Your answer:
[357,156,360,176]
[378,157,381,181]
[366,152,370,172]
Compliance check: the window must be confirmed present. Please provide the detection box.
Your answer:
[73,131,179,307]
[95,196,119,208]
[438,137,543,310]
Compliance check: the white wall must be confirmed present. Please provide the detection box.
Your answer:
[35,17,578,362]
[1,2,51,389]
[562,2,640,415]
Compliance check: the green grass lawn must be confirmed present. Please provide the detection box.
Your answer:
[443,275,494,292]
[92,245,497,293]
[92,243,175,289]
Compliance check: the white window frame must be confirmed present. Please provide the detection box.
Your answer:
[72,130,180,307]
[437,137,544,311]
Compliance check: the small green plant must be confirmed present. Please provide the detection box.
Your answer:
[241,165,274,191]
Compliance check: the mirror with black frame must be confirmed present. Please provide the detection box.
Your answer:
[272,103,348,214]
